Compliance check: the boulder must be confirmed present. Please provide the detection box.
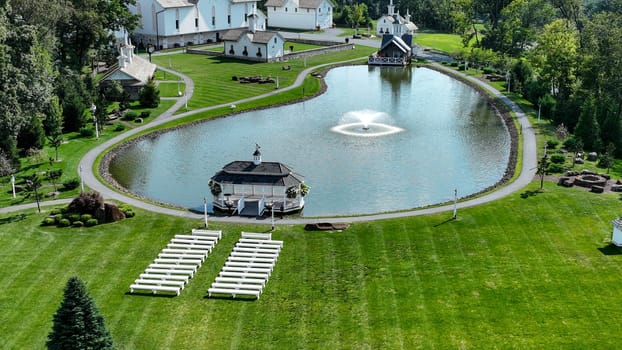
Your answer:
[591,185,604,193]
[588,152,598,161]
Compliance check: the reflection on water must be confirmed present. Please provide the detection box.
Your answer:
[109,66,510,216]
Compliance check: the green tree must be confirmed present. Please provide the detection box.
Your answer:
[24,173,42,213]
[574,96,602,152]
[47,276,113,350]
[17,113,46,155]
[139,81,160,108]
[46,96,64,161]
[598,142,616,173]
[343,3,369,33]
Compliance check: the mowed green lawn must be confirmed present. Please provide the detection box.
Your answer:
[150,45,375,111]
[2,183,622,348]
[414,33,467,54]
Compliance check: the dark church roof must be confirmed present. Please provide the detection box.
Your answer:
[211,161,304,187]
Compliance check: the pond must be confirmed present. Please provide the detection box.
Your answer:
[108,66,511,216]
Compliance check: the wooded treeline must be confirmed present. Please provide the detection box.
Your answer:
[335,0,622,155]
[0,0,136,175]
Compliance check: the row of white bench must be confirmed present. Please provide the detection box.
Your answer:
[208,232,283,299]
[130,229,222,296]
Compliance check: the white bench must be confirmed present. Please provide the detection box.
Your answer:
[219,271,270,279]
[145,268,194,277]
[208,288,260,299]
[214,276,266,287]
[159,253,205,261]
[139,273,189,283]
[135,279,185,289]
[230,251,278,259]
[166,243,213,252]
[241,232,272,240]
[149,264,196,276]
[130,284,180,296]
[222,266,271,275]
[154,258,202,266]
[239,238,284,248]
[236,242,281,251]
[233,247,281,254]
[225,261,274,270]
[211,282,263,291]
[170,239,214,246]
[191,229,222,239]
[228,256,276,264]
[162,248,209,255]
[174,234,218,242]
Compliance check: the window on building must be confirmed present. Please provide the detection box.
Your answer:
[295,8,297,12]
[195,18,199,27]
[212,16,215,26]
[229,45,234,55]
[318,8,321,13]
[274,37,277,43]
[257,47,262,57]
[245,13,248,22]
[285,7,288,12]
[273,6,276,11]
[228,15,231,24]
[175,19,179,29]
[243,46,248,56]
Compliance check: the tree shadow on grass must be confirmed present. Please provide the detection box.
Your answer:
[520,189,543,199]
[598,244,622,256]
[434,217,456,227]
[0,213,29,225]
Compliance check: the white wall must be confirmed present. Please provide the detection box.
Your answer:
[267,0,332,30]
[131,0,262,48]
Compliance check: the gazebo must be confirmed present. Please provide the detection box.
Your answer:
[209,145,307,216]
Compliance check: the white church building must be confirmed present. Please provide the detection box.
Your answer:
[129,0,267,49]
[376,0,417,36]
[222,13,285,61]
[264,0,334,30]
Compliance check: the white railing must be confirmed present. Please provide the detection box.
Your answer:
[367,56,407,65]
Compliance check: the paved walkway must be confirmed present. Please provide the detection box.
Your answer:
[1,34,537,224]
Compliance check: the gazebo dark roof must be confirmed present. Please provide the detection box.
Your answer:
[211,161,304,187]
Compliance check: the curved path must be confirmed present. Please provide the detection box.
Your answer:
[1,51,537,224]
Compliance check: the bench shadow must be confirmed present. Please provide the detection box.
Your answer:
[203,294,257,302]
[124,292,176,298]
[0,213,29,225]
[598,244,622,256]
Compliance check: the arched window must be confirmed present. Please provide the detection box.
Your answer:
[229,45,234,55]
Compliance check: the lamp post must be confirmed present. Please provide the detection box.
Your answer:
[203,197,208,228]
[265,200,275,231]
[79,165,84,192]
[10,175,15,198]
[155,9,166,50]
[90,104,98,140]
[452,188,458,220]
[147,44,155,62]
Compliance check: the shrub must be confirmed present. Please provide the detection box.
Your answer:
[114,124,125,132]
[123,112,137,121]
[50,208,62,215]
[54,214,63,224]
[85,218,99,227]
[80,214,93,222]
[68,191,104,215]
[72,221,84,227]
[483,67,495,74]
[449,62,459,67]
[139,81,160,108]
[69,213,81,222]
[79,127,95,137]
[59,218,71,227]
[139,111,151,118]
[547,163,565,173]
[119,205,135,218]
[62,178,80,190]
[42,217,56,226]
[550,154,566,164]
[546,140,559,149]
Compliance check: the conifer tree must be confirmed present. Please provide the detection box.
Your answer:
[47,276,113,350]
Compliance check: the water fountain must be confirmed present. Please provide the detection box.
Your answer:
[330,110,404,137]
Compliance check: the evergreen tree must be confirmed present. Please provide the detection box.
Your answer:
[47,276,113,350]
[138,81,160,108]
[17,113,46,155]
[574,96,602,151]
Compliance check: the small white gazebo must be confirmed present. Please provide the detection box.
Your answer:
[611,219,622,246]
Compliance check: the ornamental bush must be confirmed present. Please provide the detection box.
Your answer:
[58,218,71,227]
[85,218,98,227]
[79,127,94,137]
[550,154,566,164]
[547,163,565,173]
[42,217,56,226]
[80,214,92,222]
[62,178,80,190]
[72,221,84,227]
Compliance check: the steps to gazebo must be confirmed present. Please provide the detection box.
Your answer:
[129,229,221,296]
[208,232,283,299]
